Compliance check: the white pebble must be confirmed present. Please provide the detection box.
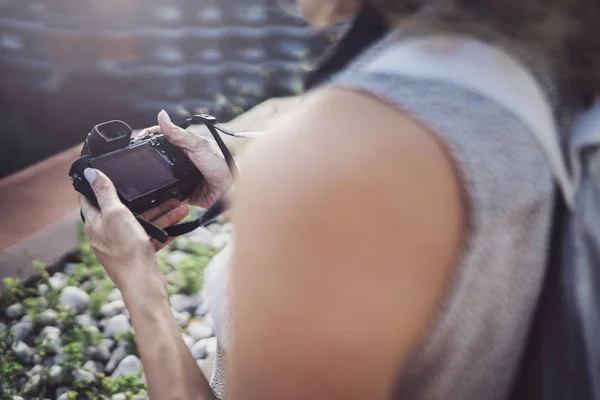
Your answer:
[59,286,90,313]
[188,227,214,246]
[112,355,141,378]
[64,263,77,275]
[10,321,33,341]
[40,326,61,339]
[49,365,63,384]
[83,360,99,374]
[72,368,96,382]
[49,275,67,290]
[101,300,126,318]
[171,308,190,327]
[105,345,127,374]
[75,313,97,327]
[191,338,207,359]
[106,289,123,302]
[194,302,209,317]
[37,283,49,295]
[211,233,229,249]
[27,364,44,377]
[39,309,59,326]
[187,320,213,341]
[104,314,132,338]
[181,333,196,349]
[102,338,115,350]
[166,250,188,266]
[6,303,25,319]
[206,337,218,356]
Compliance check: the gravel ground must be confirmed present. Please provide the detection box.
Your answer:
[0,210,229,399]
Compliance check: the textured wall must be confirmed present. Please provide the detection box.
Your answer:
[0,0,332,177]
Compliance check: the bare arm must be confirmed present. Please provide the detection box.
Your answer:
[227,87,467,399]
[120,270,217,400]
[81,85,465,399]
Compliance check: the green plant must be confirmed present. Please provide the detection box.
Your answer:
[89,290,108,319]
[115,331,138,357]
[46,287,60,309]
[23,296,46,322]
[1,276,22,308]
[102,374,146,396]
[32,260,51,286]
[0,329,23,395]
[64,326,102,347]
[61,342,84,373]
[57,305,77,329]
[177,256,204,296]
[90,263,107,280]
[175,244,219,296]
[35,335,57,358]
[66,263,88,287]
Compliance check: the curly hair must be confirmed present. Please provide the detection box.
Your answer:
[372,0,600,107]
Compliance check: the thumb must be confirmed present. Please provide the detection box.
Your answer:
[84,168,122,211]
[158,110,196,150]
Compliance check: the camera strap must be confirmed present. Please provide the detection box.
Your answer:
[136,115,238,243]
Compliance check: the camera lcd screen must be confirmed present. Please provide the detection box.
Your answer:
[91,145,179,202]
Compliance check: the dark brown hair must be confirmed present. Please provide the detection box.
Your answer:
[372,0,600,107]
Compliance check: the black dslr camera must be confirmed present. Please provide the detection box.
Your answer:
[69,114,237,242]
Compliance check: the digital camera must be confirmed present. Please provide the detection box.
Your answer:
[69,114,238,242]
[69,119,204,215]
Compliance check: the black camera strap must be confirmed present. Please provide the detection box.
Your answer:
[136,115,238,243]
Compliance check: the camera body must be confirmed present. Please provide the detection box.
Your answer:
[69,120,204,215]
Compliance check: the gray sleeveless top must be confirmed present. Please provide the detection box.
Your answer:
[210,29,559,400]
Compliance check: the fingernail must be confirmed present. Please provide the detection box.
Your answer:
[84,168,97,184]
[158,109,171,123]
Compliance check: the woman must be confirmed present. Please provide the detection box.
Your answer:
[77,0,599,399]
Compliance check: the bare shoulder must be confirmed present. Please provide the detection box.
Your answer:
[227,86,467,400]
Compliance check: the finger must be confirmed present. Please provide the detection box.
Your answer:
[151,204,189,229]
[77,193,100,225]
[137,125,160,138]
[157,109,197,150]
[139,198,182,221]
[83,168,122,212]
[153,236,176,252]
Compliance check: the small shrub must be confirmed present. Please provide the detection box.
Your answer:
[23,296,46,322]
[89,290,107,319]
[1,277,22,308]
[33,260,51,285]
[57,306,77,329]
[102,374,146,396]
[115,331,138,357]
[177,256,204,296]
[67,391,78,400]
[0,329,23,394]
[61,342,84,373]
[46,288,60,309]
[176,244,219,296]
[35,335,57,357]
[64,325,102,347]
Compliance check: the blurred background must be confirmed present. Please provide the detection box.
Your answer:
[0,0,334,179]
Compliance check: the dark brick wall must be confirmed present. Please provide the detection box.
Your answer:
[0,0,332,178]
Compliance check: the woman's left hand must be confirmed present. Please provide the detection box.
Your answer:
[77,168,189,290]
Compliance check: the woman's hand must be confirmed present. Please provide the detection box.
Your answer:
[138,110,234,209]
[77,168,188,291]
